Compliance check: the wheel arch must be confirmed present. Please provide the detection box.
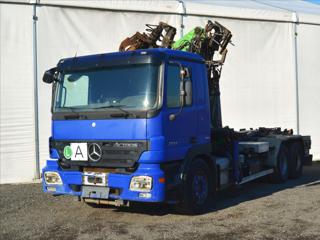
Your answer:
[181,144,214,174]
[180,144,216,185]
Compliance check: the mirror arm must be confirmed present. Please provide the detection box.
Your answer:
[170,80,186,121]
[168,61,188,121]
[169,104,184,121]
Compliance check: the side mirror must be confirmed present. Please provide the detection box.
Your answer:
[168,61,192,121]
[179,81,186,106]
[43,67,57,84]
[185,80,192,105]
[179,67,191,106]
[179,80,192,107]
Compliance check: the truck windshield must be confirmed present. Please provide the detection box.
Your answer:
[54,64,159,113]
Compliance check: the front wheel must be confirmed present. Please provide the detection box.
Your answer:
[177,159,214,214]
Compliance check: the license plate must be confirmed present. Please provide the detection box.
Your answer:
[83,172,108,186]
[64,143,88,161]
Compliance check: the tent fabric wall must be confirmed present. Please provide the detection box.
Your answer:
[0,3,36,183]
[0,0,319,183]
[297,23,320,159]
[183,15,297,131]
[39,0,182,14]
[183,0,294,22]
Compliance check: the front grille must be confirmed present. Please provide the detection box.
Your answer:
[52,140,148,168]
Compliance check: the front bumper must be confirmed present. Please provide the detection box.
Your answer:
[42,160,165,202]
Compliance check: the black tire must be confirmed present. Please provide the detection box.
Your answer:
[269,145,289,183]
[177,159,214,214]
[288,142,304,179]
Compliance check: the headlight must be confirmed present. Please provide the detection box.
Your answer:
[130,176,152,192]
[44,171,62,185]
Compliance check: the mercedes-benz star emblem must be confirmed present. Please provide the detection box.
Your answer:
[88,143,102,162]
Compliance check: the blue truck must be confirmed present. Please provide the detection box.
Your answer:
[42,21,312,214]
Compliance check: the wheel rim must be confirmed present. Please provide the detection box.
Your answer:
[192,171,208,205]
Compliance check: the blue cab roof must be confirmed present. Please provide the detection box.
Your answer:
[57,48,204,72]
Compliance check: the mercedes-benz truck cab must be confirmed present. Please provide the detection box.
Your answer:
[42,49,208,205]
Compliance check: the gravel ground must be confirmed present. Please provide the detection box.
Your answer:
[1,163,320,240]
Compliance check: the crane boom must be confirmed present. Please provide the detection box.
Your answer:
[119,20,233,128]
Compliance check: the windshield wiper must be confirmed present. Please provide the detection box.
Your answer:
[59,107,86,120]
[92,105,137,118]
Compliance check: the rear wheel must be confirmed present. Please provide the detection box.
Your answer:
[177,159,214,214]
[288,142,304,179]
[269,145,289,183]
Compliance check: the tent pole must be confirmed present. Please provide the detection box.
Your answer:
[178,0,186,38]
[293,13,300,134]
[32,2,40,179]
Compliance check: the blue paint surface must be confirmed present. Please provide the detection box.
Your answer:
[53,119,146,140]
[43,48,212,203]
[43,160,165,202]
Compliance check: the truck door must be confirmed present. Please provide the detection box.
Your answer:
[164,61,198,161]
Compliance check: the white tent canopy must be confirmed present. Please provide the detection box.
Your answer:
[5,0,320,22]
[184,0,320,24]
[1,0,319,183]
